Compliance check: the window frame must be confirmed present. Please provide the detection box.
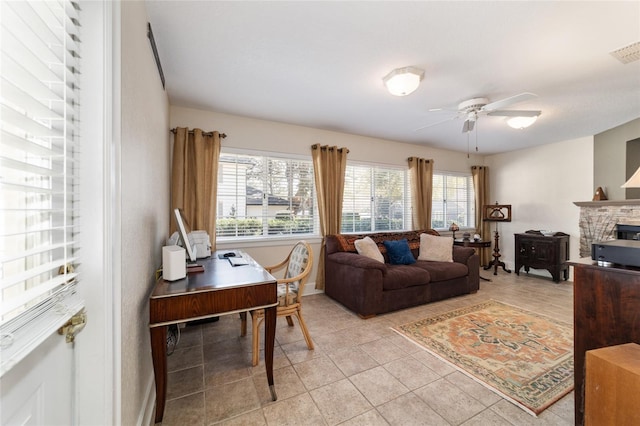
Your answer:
[431,170,476,232]
[341,160,412,234]
[216,148,320,241]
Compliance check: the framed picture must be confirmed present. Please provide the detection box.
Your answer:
[483,204,512,222]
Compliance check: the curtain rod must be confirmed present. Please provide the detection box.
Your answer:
[311,144,349,153]
[170,128,227,139]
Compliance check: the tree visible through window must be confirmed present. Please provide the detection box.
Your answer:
[216,152,316,238]
[341,164,409,233]
[431,172,475,230]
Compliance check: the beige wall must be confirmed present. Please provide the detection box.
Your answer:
[594,117,640,200]
[485,136,594,279]
[121,2,170,424]
[170,107,482,172]
[170,106,482,289]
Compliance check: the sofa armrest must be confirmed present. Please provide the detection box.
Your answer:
[325,252,386,317]
[452,246,475,264]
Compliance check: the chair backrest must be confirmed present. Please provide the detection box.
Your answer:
[284,241,313,294]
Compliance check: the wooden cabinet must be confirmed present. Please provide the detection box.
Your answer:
[570,259,640,426]
[514,231,570,282]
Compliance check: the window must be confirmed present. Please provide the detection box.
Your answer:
[216,151,317,238]
[341,163,410,233]
[1,0,83,371]
[431,172,475,230]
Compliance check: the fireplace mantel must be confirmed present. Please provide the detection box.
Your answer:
[573,199,640,207]
[574,199,640,256]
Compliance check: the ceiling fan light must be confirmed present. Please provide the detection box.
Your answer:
[383,66,424,96]
[507,115,538,129]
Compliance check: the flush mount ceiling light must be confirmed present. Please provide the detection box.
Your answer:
[507,115,538,129]
[383,66,424,96]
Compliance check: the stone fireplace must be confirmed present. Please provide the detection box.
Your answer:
[574,200,640,257]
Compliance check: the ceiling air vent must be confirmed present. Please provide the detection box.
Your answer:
[610,41,640,64]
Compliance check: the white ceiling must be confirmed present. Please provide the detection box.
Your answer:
[145,1,640,155]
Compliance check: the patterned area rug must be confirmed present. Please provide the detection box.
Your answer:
[393,300,574,416]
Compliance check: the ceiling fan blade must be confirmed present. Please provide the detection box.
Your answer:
[414,115,458,132]
[462,119,475,133]
[481,92,537,112]
[487,110,541,117]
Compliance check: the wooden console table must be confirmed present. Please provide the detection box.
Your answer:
[569,258,640,426]
[149,251,278,423]
[515,231,569,282]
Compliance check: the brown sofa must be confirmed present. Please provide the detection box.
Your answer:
[324,230,479,318]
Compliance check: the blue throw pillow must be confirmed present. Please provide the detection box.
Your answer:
[383,239,416,265]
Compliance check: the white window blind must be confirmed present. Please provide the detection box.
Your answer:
[217,151,317,238]
[0,0,83,375]
[341,163,410,233]
[431,172,475,230]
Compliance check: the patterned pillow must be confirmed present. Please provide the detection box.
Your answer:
[334,230,437,253]
[383,239,416,265]
[354,236,384,263]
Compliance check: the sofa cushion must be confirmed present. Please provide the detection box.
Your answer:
[383,265,430,290]
[413,260,468,282]
[354,236,384,263]
[383,239,416,265]
[418,233,453,262]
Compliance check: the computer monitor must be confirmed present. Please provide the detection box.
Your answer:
[173,208,197,262]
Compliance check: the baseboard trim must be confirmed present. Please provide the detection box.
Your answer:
[302,281,324,297]
[138,372,156,426]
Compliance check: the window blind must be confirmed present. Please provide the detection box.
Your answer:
[341,163,409,233]
[0,0,83,375]
[217,151,317,238]
[431,172,475,230]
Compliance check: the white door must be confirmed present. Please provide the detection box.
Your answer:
[1,333,74,425]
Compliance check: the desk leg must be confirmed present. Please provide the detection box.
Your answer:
[264,305,277,401]
[150,326,167,423]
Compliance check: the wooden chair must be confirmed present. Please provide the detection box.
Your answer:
[241,241,314,366]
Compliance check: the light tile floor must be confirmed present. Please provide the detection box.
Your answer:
[156,268,575,426]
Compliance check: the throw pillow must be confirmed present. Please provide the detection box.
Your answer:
[354,236,384,263]
[383,239,416,265]
[418,233,454,262]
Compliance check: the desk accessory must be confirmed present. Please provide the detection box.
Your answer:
[162,245,186,281]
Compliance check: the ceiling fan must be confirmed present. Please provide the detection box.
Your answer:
[416,92,541,133]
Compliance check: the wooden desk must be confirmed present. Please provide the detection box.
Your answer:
[569,258,640,426]
[149,251,278,423]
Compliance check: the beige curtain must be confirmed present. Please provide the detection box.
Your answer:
[171,127,222,251]
[312,144,348,290]
[408,157,434,230]
[472,165,491,266]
